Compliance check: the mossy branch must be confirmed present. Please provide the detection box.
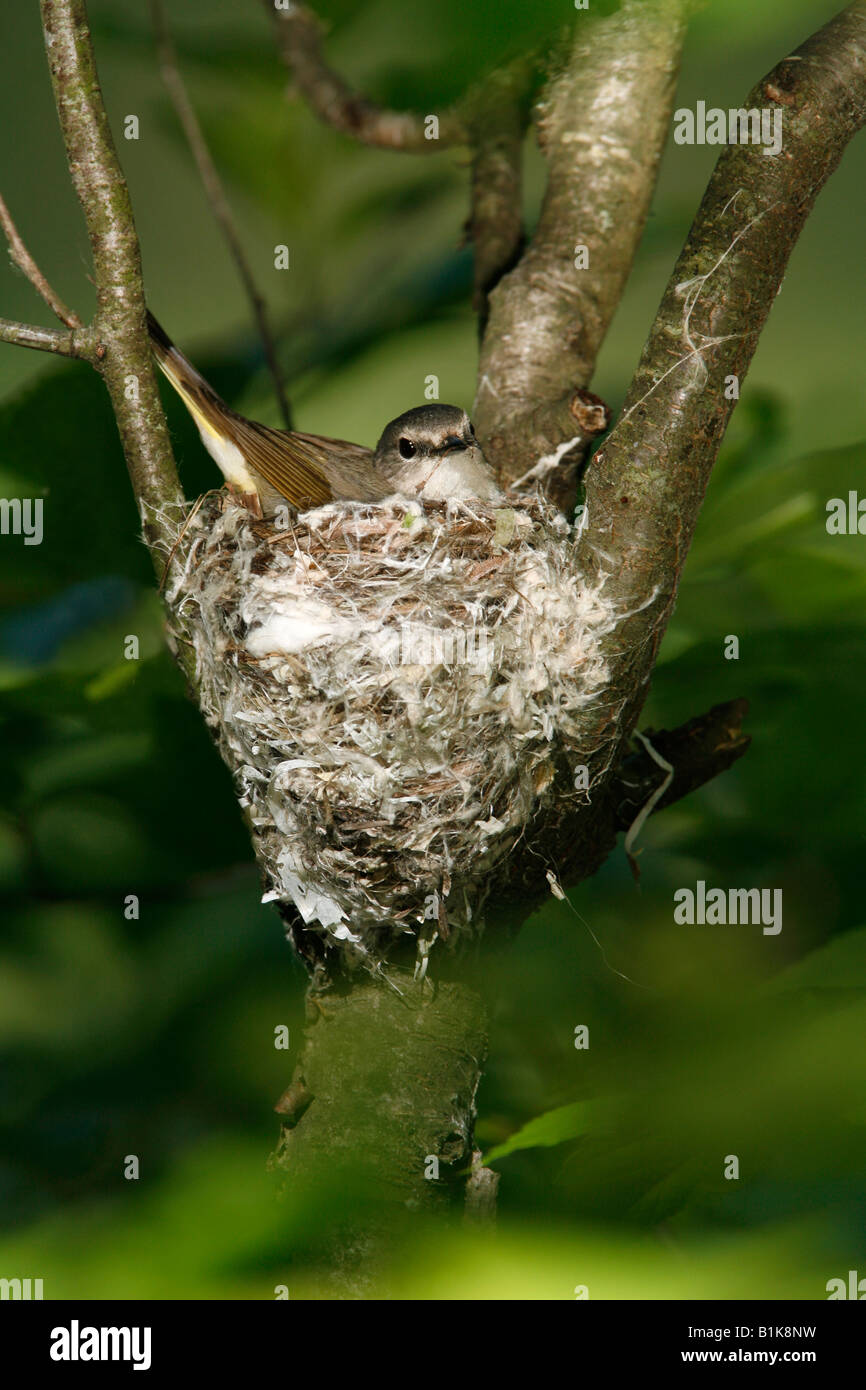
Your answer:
[575,1,866,760]
[40,0,185,574]
[271,969,488,1294]
[474,0,691,503]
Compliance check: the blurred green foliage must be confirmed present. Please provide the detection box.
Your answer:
[1,0,865,1298]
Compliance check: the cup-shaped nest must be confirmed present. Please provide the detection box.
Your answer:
[169,492,621,973]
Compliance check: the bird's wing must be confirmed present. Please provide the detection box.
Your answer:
[223,416,335,509]
[293,429,393,502]
[243,424,392,504]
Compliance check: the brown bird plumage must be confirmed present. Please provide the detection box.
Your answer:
[147,313,500,513]
[147,312,391,514]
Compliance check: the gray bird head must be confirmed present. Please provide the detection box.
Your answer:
[374,404,500,502]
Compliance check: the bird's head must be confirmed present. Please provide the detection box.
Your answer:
[374,405,499,501]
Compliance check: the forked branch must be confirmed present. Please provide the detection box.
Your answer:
[577,1,866,750]
[475,0,692,502]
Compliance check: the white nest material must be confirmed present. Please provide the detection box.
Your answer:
[167,492,629,969]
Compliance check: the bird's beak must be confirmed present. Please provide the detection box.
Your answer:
[442,434,467,453]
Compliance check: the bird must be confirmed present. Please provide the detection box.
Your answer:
[146,312,500,515]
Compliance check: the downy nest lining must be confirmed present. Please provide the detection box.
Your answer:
[168,491,627,971]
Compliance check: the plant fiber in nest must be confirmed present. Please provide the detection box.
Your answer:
[168,491,627,974]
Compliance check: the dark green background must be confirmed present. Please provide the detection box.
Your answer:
[0,0,864,1297]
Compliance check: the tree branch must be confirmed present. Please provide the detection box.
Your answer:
[266,0,466,150]
[40,0,185,570]
[0,191,83,329]
[575,1,866,763]
[464,63,531,330]
[474,0,691,504]
[611,698,751,831]
[490,2,866,909]
[0,317,92,357]
[490,698,751,910]
[271,969,488,1294]
[150,0,292,429]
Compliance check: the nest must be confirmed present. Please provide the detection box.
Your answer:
[167,491,627,974]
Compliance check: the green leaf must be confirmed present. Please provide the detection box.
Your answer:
[483,1100,594,1165]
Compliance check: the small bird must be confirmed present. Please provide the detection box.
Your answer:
[147,312,500,515]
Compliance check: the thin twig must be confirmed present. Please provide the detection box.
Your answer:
[150,0,292,429]
[491,698,751,913]
[0,191,83,328]
[266,0,466,151]
[0,317,90,356]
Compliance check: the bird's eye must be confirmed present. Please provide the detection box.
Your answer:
[398,437,416,459]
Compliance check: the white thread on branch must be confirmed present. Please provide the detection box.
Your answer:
[509,435,585,492]
[618,196,781,424]
[623,730,675,866]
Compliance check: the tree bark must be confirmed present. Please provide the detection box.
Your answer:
[41,0,185,568]
[573,0,866,809]
[271,969,487,1295]
[474,0,691,503]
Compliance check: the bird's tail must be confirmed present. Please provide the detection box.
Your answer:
[145,311,334,509]
[146,310,235,448]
